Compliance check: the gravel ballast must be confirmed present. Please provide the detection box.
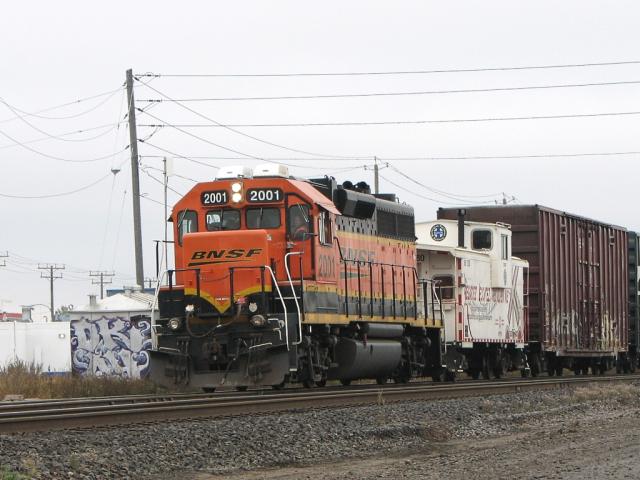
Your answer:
[1,382,638,479]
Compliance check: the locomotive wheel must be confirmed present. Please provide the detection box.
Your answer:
[340,379,352,386]
[444,371,456,382]
[555,366,564,376]
[236,386,248,392]
[303,379,314,388]
[315,379,327,387]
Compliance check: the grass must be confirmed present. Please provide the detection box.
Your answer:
[0,466,30,480]
[0,360,161,400]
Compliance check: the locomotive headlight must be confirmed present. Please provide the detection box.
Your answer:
[168,317,182,331]
[231,182,242,193]
[249,314,267,327]
[231,192,243,203]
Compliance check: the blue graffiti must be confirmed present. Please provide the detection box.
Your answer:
[70,316,151,379]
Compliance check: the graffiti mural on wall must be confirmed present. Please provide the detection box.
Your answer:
[70,316,152,379]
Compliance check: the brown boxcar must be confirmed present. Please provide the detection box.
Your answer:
[438,205,628,375]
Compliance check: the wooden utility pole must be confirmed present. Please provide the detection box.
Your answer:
[373,157,379,194]
[38,264,64,321]
[90,271,115,299]
[126,68,144,288]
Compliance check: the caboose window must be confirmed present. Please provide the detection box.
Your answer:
[246,207,281,229]
[177,210,198,246]
[206,209,240,231]
[472,230,492,250]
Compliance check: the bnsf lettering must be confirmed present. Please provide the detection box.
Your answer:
[343,248,376,263]
[190,248,263,260]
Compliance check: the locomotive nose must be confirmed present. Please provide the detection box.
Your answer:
[182,230,271,314]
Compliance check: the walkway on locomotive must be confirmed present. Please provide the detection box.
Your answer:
[161,166,434,330]
[416,220,528,346]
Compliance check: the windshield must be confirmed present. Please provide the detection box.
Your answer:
[206,209,240,231]
[246,207,281,229]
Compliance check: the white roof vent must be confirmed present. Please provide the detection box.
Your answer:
[253,163,289,178]
[215,165,253,180]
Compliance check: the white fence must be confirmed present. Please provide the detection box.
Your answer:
[0,322,72,374]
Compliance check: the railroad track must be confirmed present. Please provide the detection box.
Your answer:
[1,374,638,434]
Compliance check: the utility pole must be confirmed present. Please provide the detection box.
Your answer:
[38,264,64,321]
[126,68,144,288]
[365,158,388,194]
[89,271,115,299]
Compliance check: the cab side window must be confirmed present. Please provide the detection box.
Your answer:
[433,275,454,300]
[177,210,198,246]
[288,204,310,240]
[318,211,333,245]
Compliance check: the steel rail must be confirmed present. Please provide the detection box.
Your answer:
[1,374,639,434]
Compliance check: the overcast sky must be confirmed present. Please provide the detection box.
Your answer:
[1,1,639,316]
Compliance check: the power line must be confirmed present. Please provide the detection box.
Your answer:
[378,173,491,206]
[140,110,640,129]
[0,122,126,150]
[0,127,129,163]
[89,271,115,299]
[136,81,363,160]
[139,110,265,160]
[0,167,121,199]
[0,97,123,143]
[140,141,221,169]
[137,79,640,102]
[135,60,640,78]
[0,86,124,124]
[139,150,640,162]
[387,163,501,201]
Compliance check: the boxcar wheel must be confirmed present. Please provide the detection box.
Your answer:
[236,386,248,392]
[340,379,352,386]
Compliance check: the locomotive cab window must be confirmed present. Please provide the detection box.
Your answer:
[206,209,240,231]
[433,275,454,300]
[177,210,198,246]
[472,230,493,250]
[246,207,281,229]
[288,204,310,240]
[318,211,333,245]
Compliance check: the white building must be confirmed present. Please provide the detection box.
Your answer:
[0,321,71,374]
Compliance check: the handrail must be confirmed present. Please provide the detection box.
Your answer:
[284,251,303,345]
[264,265,290,351]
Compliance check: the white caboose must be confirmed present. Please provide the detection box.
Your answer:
[416,214,529,380]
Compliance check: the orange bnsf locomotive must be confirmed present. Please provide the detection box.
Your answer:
[150,164,443,390]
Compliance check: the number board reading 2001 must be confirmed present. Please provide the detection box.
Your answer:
[201,190,228,206]
[246,188,283,203]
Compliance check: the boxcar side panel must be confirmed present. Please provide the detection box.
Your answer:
[438,205,628,356]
